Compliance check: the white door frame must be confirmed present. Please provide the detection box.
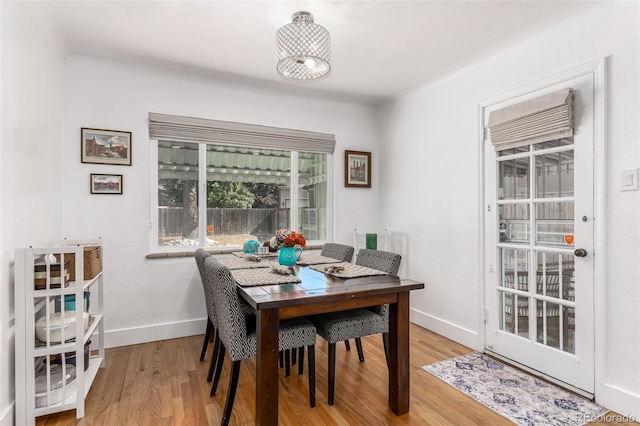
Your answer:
[478,58,607,396]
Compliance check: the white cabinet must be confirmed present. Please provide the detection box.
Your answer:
[15,238,105,425]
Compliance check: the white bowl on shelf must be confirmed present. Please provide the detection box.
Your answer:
[35,312,89,343]
[35,363,76,408]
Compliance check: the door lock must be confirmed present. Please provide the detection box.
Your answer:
[574,248,588,257]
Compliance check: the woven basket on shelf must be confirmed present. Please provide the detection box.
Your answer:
[56,246,102,281]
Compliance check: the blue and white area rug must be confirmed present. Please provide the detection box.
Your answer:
[422,352,608,426]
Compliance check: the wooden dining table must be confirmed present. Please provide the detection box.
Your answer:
[236,263,425,425]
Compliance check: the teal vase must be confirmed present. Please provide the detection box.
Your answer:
[278,246,302,266]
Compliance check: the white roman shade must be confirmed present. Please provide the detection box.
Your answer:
[488,88,574,151]
[148,113,336,154]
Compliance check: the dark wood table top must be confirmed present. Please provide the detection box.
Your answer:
[237,264,424,314]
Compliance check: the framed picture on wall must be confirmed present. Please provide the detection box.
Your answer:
[344,150,371,188]
[81,128,132,165]
[90,174,123,194]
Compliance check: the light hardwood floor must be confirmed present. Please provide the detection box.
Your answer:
[36,324,635,425]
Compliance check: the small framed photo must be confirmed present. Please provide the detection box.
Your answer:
[345,150,371,188]
[90,174,123,194]
[81,128,132,166]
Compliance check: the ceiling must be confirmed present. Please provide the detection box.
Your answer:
[26,1,595,104]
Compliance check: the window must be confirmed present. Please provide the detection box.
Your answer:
[154,141,330,250]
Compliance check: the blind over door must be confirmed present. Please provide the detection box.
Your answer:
[488,88,574,151]
[149,113,335,154]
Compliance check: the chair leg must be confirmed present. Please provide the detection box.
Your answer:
[355,337,365,362]
[207,329,220,382]
[328,343,336,405]
[292,347,297,365]
[298,346,305,375]
[382,332,390,369]
[343,340,351,351]
[221,360,241,426]
[210,344,226,396]
[308,345,316,408]
[279,350,284,368]
[284,349,291,377]
[200,320,212,361]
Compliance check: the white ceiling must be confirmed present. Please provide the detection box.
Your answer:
[30,0,596,103]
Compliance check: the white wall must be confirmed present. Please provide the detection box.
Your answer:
[0,3,66,424]
[61,56,381,347]
[379,2,639,418]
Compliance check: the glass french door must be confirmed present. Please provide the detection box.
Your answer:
[484,73,595,394]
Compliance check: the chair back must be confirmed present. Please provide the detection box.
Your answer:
[321,243,355,263]
[195,249,217,327]
[356,249,401,318]
[204,256,252,361]
[356,249,401,276]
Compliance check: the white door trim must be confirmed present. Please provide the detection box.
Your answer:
[478,57,607,395]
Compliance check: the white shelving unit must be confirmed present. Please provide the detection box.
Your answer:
[15,238,105,425]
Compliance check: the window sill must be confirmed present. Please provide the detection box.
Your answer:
[145,244,324,260]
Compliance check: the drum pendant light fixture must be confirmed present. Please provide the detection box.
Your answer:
[276,11,331,81]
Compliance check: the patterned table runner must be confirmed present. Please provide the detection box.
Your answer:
[216,257,270,270]
[310,262,388,279]
[231,265,301,287]
[296,253,343,266]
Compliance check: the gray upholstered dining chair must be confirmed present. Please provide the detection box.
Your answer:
[321,243,354,263]
[354,248,401,362]
[307,306,387,406]
[195,249,214,362]
[196,250,256,385]
[320,243,356,352]
[307,248,401,406]
[195,249,221,382]
[204,256,317,425]
[355,248,401,277]
[287,242,356,368]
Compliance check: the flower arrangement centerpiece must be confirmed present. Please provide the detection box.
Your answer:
[270,229,305,266]
[269,228,306,250]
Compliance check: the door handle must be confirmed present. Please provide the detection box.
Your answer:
[574,248,588,257]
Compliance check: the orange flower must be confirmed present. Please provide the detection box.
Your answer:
[270,229,306,248]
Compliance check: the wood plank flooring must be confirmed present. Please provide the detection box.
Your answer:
[36,324,635,425]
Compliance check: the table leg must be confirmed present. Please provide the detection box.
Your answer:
[388,292,410,415]
[256,308,279,425]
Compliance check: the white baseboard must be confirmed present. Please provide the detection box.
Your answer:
[0,403,13,426]
[110,311,479,351]
[111,311,479,351]
[596,383,640,421]
[410,308,483,353]
[105,318,207,348]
